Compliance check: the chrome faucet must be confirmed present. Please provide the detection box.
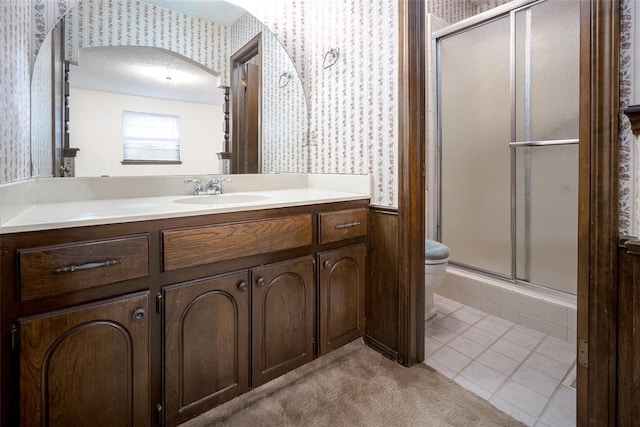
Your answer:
[184,177,231,195]
[184,178,205,194]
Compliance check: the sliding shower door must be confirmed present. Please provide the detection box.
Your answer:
[439,16,512,278]
[437,0,579,295]
[513,0,579,294]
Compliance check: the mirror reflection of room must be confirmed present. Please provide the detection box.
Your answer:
[30,0,309,178]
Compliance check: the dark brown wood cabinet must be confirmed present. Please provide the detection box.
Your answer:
[163,271,250,426]
[18,292,150,427]
[251,256,315,386]
[318,244,366,354]
[163,256,315,424]
[0,199,368,426]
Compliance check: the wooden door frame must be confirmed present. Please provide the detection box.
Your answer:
[230,33,262,174]
[396,0,425,366]
[577,1,620,425]
[398,0,621,422]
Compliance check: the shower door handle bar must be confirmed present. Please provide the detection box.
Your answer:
[509,139,579,148]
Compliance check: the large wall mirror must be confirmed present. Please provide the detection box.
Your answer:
[31,0,309,178]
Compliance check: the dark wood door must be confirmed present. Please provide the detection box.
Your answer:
[231,41,261,175]
[18,292,149,427]
[251,256,315,387]
[243,62,260,173]
[163,271,250,426]
[319,244,366,354]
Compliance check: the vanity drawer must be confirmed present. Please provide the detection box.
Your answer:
[18,235,149,302]
[162,214,312,271]
[318,208,368,244]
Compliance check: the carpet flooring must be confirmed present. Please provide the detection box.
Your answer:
[180,339,524,426]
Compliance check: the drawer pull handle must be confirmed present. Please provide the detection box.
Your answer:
[54,259,122,273]
[238,281,248,292]
[335,221,361,230]
[256,277,266,288]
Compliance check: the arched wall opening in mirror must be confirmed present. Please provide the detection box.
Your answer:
[30,0,309,178]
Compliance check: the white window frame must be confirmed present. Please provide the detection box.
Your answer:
[122,111,181,164]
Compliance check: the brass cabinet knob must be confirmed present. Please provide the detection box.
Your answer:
[324,260,333,269]
[238,281,248,292]
[256,277,266,287]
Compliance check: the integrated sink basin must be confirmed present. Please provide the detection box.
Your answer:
[174,193,272,205]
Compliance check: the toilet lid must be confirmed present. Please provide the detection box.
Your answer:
[426,240,450,261]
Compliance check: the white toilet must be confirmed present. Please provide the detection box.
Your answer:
[425,239,450,321]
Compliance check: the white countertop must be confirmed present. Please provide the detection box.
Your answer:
[0,174,371,234]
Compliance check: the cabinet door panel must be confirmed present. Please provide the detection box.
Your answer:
[252,256,314,387]
[19,292,149,427]
[319,244,366,354]
[163,271,249,426]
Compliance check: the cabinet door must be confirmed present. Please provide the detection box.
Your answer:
[252,256,315,387]
[163,271,249,426]
[319,244,366,354]
[19,292,150,427]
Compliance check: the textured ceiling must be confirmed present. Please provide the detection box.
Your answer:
[69,46,224,105]
[142,0,247,25]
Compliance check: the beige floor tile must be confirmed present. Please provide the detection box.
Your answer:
[430,345,472,374]
[461,326,500,347]
[477,348,520,376]
[459,361,507,394]
[448,335,486,359]
[490,338,531,363]
[503,328,543,350]
[497,379,548,418]
[512,365,561,397]
[523,352,571,381]
[475,318,511,336]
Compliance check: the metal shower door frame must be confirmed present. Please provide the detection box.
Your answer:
[435,0,578,287]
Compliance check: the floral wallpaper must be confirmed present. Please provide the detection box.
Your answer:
[64,0,230,84]
[427,0,477,24]
[0,0,31,183]
[230,12,308,174]
[32,0,69,65]
[426,0,512,26]
[619,0,634,236]
[254,0,398,206]
[304,0,397,206]
[30,38,54,177]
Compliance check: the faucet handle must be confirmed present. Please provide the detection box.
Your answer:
[184,178,204,193]
[208,177,232,184]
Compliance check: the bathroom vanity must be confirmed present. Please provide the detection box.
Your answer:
[0,175,369,426]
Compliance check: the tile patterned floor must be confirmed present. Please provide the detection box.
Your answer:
[424,295,577,427]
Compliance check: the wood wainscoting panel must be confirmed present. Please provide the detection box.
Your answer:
[364,208,399,360]
[162,215,312,271]
[617,239,640,425]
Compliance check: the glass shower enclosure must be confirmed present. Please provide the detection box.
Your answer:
[436,0,579,295]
